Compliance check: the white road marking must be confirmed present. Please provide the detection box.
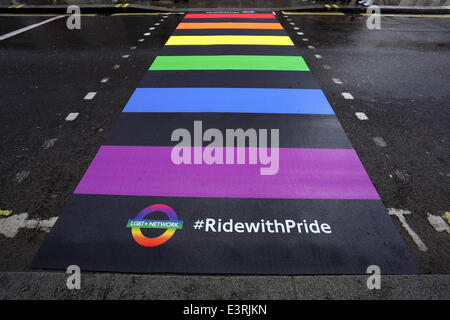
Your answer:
[323,64,331,70]
[84,92,97,100]
[314,54,322,59]
[342,92,354,99]
[113,64,120,70]
[15,171,30,183]
[122,54,130,58]
[144,32,151,36]
[355,112,368,120]
[332,77,343,84]
[100,77,110,83]
[0,16,64,41]
[138,39,144,42]
[149,27,155,30]
[373,136,387,147]
[154,23,160,26]
[42,138,58,149]
[65,112,79,121]
[308,45,315,49]
[130,46,137,50]
[427,213,449,232]
[290,22,295,25]
[302,38,309,41]
[0,213,57,238]
[297,32,304,35]
[388,208,428,252]
[294,27,300,30]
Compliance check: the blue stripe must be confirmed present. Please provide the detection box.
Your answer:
[122,88,334,114]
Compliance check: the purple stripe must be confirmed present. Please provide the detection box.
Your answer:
[74,146,380,200]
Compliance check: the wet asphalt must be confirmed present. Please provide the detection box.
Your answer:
[0,13,449,274]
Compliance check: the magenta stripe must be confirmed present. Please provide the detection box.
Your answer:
[74,146,380,200]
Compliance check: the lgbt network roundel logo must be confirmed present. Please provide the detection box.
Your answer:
[126,204,183,247]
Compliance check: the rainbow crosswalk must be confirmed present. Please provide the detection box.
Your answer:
[33,13,419,275]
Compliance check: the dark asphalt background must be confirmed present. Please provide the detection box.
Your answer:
[0,13,449,274]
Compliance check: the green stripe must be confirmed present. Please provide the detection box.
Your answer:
[149,55,310,71]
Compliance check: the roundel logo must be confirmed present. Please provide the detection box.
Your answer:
[126,204,183,247]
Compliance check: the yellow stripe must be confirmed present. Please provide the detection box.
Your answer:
[8,5,16,8]
[115,4,122,7]
[123,3,129,7]
[166,35,294,46]
[332,4,339,8]
[16,4,24,8]
[324,4,331,9]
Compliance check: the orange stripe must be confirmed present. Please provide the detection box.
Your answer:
[177,22,283,30]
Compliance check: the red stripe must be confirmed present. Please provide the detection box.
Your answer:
[184,13,275,19]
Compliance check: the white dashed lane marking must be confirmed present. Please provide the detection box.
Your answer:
[100,77,110,83]
[332,78,343,84]
[373,136,388,147]
[122,54,130,58]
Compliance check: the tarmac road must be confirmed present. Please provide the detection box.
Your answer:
[0,12,448,280]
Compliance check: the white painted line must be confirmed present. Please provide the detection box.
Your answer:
[42,138,58,149]
[130,46,137,50]
[0,16,64,41]
[149,27,156,30]
[138,39,144,42]
[294,27,300,30]
[144,32,151,36]
[65,112,79,121]
[314,54,322,59]
[373,136,387,147]
[122,54,130,58]
[302,38,309,41]
[15,171,30,183]
[427,213,449,232]
[308,45,315,49]
[84,92,97,100]
[297,32,304,35]
[155,23,160,26]
[290,22,295,25]
[342,92,354,99]
[388,208,428,252]
[355,112,368,120]
[100,77,110,83]
[332,77,342,84]
[113,64,120,70]
[0,213,57,238]
[323,64,331,70]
